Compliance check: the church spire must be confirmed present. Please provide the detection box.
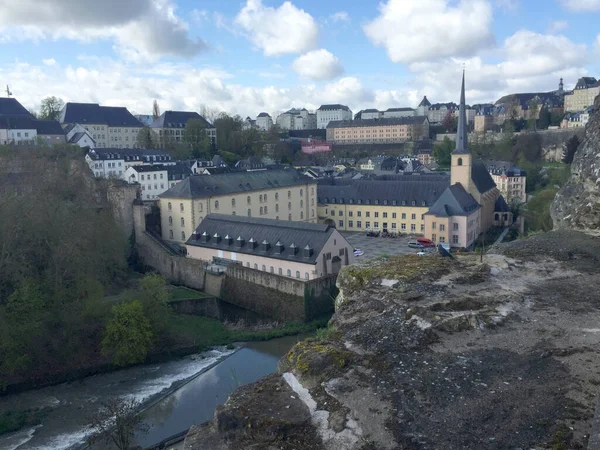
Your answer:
[453,70,469,155]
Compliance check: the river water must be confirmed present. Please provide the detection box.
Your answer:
[0,335,306,450]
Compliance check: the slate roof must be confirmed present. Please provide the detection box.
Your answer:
[257,112,271,118]
[574,77,598,90]
[159,169,313,199]
[60,103,143,127]
[318,104,350,111]
[128,164,169,173]
[495,195,511,213]
[87,148,172,162]
[317,178,449,207]
[363,109,379,113]
[426,183,480,217]
[385,107,415,112]
[418,96,431,107]
[471,160,497,194]
[150,111,213,129]
[0,116,38,129]
[494,92,562,108]
[0,98,33,117]
[167,163,193,181]
[35,120,65,135]
[327,116,428,129]
[69,132,90,144]
[186,214,339,265]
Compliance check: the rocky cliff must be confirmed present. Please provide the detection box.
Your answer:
[552,94,600,231]
[185,231,600,449]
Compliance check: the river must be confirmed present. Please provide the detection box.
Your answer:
[0,335,306,450]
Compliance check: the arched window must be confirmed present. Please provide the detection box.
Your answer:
[300,200,303,208]
[278,268,282,275]
[311,198,314,206]
[168,202,172,211]
[288,214,292,221]
[198,202,203,212]
[180,217,184,226]
[254,263,258,270]
[181,231,185,240]
[270,266,274,273]
[312,209,315,217]
[287,269,292,277]
[305,272,309,280]
[262,264,266,271]
[180,203,184,212]
[288,190,291,199]
[214,200,219,210]
[248,209,251,216]
[296,271,300,279]
[264,194,268,201]
[275,192,279,200]
[264,206,268,214]
[231,198,236,207]
[247,196,251,204]
[246,262,250,267]
[169,216,173,225]
[457,157,463,166]
[259,194,263,202]
[311,187,314,195]
[276,204,279,212]
[300,189,303,196]
[288,202,291,210]
[260,206,263,215]
[301,211,304,219]
[169,230,173,239]
[495,213,500,221]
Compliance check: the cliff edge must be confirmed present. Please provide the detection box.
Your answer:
[186,232,600,449]
[552,94,600,231]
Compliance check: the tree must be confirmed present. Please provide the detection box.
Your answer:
[101,301,153,367]
[137,127,156,149]
[152,100,160,120]
[527,100,539,130]
[537,106,551,130]
[39,96,64,121]
[433,137,453,167]
[523,187,558,233]
[87,398,148,450]
[183,119,211,158]
[562,135,580,164]
[137,274,171,337]
[214,113,244,152]
[442,111,457,133]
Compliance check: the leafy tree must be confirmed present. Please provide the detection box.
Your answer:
[442,111,457,133]
[214,113,244,152]
[550,111,564,127]
[526,100,539,130]
[562,135,580,164]
[137,127,156,149]
[433,137,453,167]
[87,398,149,450]
[183,119,211,158]
[102,301,153,367]
[152,100,160,120]
[137,274,171,337]
[537,106,551,130]
[39,96,64,121]
[523,187,558,233]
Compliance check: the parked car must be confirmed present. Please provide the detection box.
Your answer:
[417,251,426,256]
[353,248,365,256]
[408,242,424,249]
[417,237,435,247]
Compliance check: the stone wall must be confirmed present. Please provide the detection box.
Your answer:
[168,297,222,320]
[107,181,139,238]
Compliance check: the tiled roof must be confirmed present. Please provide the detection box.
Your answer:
[60,103,143,127]
[167,163,193,180]
[495,92,562,108]
[128,164,169,173]
[317,178,449,206]
[87,148,172,161]
[327,116,428,129]
[159,169,313,199]
[0,98,33,117]
[495,195,511,213]
[186,214,340,265]
[0,116,38,129]
[35,120,65,135]
[257,112,271,117]
[385,107,415,112]
[426,183,480,217]
[362,109,379,113]
[317,104,350,111]
[471,160,497,194]
[150,111,213,129]
[574,77,598,90]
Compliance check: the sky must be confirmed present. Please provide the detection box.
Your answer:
[0,0,599,119]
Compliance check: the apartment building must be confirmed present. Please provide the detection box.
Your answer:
[125,165,169,200]
[85,148,174,179]
[151,111,217,148]
[564,77,600,112]
[276,108,316,130]
[59,103,143,148]
[185,214,355,280]
[0,98,65,145]
[317,104,352,129]
[159,169,318,244]
[487,161,527,204]
[256,112,274,131]
[326,117,429,144]
[317,175,449,234]
[65,123,96,148]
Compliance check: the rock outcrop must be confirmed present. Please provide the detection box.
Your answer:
[186,232,600,449]
[552,94,600,231]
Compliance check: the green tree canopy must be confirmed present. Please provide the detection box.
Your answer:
[433,137,453,167]
[102,301,153,367]
[39,96,64,121]
[137,127,156,149]
[183,119,211,158]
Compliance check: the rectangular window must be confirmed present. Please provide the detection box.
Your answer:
[432,222,437,229]
[453,235,459,244]
[357,221,362,228]
[348,211,353,217]
[401,223,406,230]
[411,214,416,220]
[339,220,344,227]
[392,213,396,219]
[357,211,362,217]
[339,211,343,216]
[453,223,459,231]
[421,224,425,232]
[383,212,387,218]
[432,234,437,242]
[375,212,379,218]
[391,223,397,229]
[366,212,370,218]
[411,224,416,232]
[374,222,379,228]
[440,224,446,231]
[366,221,371,229]
[331,210,335,216]
[349,220,354,228]
[402,213,406,219]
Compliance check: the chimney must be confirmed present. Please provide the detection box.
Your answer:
[236,236,245,247]
[303,245,313,258]
[213,233,221,244]
[289,243,298,255]
[275,241,284,254]
[224,234,233,245]
[248,238,257,250]
[261,240,270,252]
[201,231,210,243]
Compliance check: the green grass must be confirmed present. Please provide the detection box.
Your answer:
[542,161,566,168]
[0,409,47,436]
[168,286,213,301]
[166,314,330,351]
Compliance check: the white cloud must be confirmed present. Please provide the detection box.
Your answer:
[493,0,519,11]
[234,0,319,56]
[330,11,350,22]
[363,0,495,64]
[42,58,56,66]
[0,0,206,61]
[292,49,343,80]
[548,20,568,33]
[560,0,600,11]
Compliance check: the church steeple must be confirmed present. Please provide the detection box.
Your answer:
[453,70,469,155]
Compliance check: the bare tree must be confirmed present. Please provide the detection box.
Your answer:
[87,398,149,450]
[152,100,160,120]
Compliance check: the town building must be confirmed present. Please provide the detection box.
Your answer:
[317,104,352,129]
[494,86,564,122]
[276,108,317,130]
[35,120,66,145]
[125,164,169,200]
[0,98,65,146]
[0,116,38,145]
[416,96,431,116]
[85,148,173,179]
[256,112,274,131]
[59,102,143,148]
[487,161,527,204]
[563,105,594,128]
[474,114,494,133]
[185,214,355,280]
[317,174,449,233]
[150,111,217,148]
[383,107,416,118]
[415,149,434,165]
[424,72,511,249]
[427,102,458,124]
[159,169,318,244]
[358,109,381,120]
[326,116,429,144]
[65,123,96,148]
[242,116,256,130]
[166,163,193,188]
[564,77,599,112]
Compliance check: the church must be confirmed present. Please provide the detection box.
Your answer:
[424,72,512,249]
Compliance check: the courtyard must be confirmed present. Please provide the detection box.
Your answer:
[341,231,431,260]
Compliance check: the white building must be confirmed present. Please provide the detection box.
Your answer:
[86,148,174,179]
[0,117,37,145]
[125,164,169,201]
[382,108,416,118]
[256,112,273,131]
[360,109,381,120]
[417,96,431,117]
[65,123,96,148]
[316,104,352,129]
[276,108,316,130]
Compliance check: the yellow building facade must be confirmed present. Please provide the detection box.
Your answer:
[326,117,429,144]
